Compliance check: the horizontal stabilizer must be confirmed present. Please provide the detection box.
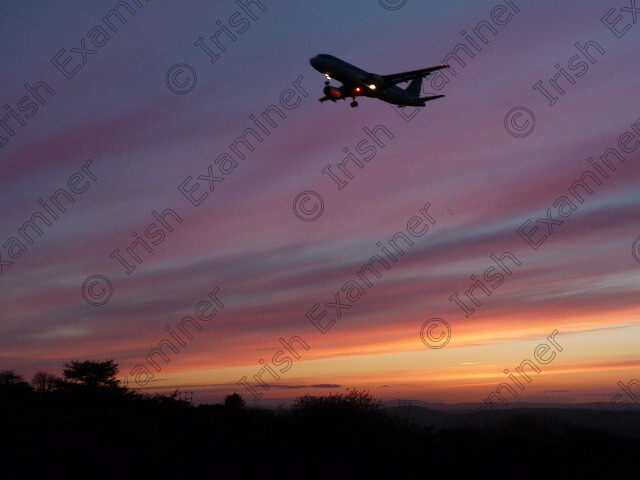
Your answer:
[383,65,450,84]
[419,94,445,102]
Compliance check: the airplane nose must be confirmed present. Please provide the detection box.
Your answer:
[309,56,319,68]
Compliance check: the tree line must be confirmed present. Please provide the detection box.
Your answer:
[1,359,638,477]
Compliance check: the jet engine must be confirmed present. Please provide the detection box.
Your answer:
[323,85,342,99]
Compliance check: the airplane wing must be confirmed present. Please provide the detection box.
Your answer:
[382,65,449,85]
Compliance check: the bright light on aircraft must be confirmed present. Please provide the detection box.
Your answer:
[368,84,376,90]
[355,87,361,92]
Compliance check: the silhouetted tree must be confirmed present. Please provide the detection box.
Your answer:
[0,370,26,385]
[62,359,122,389]
[224,392,246,409]
[0,370,33,405]
[31,371,59,394]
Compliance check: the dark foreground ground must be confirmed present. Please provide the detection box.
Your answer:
[2,384,639,478]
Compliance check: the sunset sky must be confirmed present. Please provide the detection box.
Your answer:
[1,0,639,407]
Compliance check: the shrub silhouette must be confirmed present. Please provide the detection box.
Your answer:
[291,388,383,421]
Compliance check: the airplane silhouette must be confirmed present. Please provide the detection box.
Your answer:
[309,54,449,108]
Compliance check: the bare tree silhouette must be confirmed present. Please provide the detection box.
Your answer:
[31,371,59,394]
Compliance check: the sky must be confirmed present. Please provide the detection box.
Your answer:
[1,0,639,407]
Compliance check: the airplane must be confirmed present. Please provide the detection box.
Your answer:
[309,54,450,108]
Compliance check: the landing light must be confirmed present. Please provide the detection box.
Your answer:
[368,84,376,90]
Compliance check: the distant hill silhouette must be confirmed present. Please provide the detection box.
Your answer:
[388,404,640,438]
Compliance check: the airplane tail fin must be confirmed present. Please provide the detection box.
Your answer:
[405,76,423,97]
